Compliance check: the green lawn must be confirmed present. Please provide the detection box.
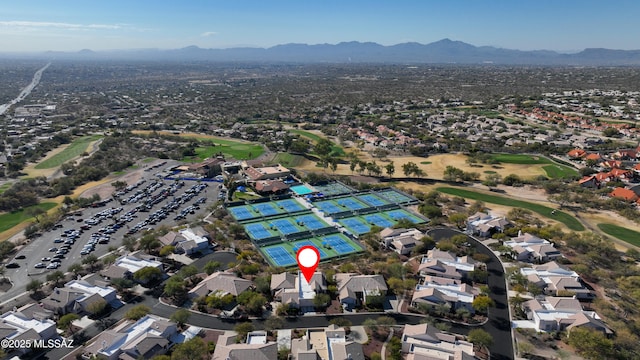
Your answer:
[270,152,304,167]
[0,202,57,233]
[193,141,264,161]
[289,129,345,157]
[490,153,578,179]
[597,223,640,247]
[437,187,585,231]
[35,135,103,169]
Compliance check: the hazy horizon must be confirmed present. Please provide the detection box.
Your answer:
[1,0,639,53]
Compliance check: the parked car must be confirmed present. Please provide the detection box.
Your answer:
[49,247,58,252]
[34,263,46,268]
[15,255,25,260]
[41,257,51,262]
[6,263,19,268]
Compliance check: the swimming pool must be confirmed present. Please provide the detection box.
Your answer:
[291,184,314,195]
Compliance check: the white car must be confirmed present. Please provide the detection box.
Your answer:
[34,263,46,269]
[41,257,51,262]
[46,263,60,269]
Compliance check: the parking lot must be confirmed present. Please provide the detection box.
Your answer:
[1,166,222,302]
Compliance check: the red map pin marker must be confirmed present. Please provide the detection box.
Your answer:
[296,245,320,283]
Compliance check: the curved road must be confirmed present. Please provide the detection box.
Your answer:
[428,228,514,360]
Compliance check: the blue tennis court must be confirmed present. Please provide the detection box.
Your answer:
[339,217,371,235]
[385,209,424,223]
[314,200,342,214]
[335,197,367,210]
[245,223,273,240]
[357,194,389,207]
[228,206,255,221]
[376,189,414,204]
[294,214,329,230]
[321,235,357,254]
[271,218,300,235]
[363,213,394,228]
[264,246,297,267]
[275,199,305,212]
[292,241,327,259]
[253,203,281,216]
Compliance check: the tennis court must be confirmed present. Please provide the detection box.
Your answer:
[338,217,372,235]
[271,218,302,235]
[357,194,389,207]
[263,246,297,267]
[227,206,257,221]
[252,202,282,217]
[335,197,368,210]
[320,234,360,254]
[292,241,328,259]
[314,200,342,214]
[274,199,305,212]
[384,209,425,224]
[376,189,415,204]
[245,222,277,240]
[313,182,354,196]
[294,214,330,230]
[363,213,395,228]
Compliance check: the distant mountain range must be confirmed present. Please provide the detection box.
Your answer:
[5,39,640,65]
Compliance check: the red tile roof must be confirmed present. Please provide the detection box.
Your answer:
[610,187,638,202]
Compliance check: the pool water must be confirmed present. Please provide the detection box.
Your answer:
[291,184,314,195]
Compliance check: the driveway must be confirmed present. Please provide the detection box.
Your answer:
[428,228,514,360]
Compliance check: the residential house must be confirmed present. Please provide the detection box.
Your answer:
[176,227,211,255]
[254,180,290,195]
[290,324,364,360]
[271,271,327,313]
[519,297,611,334]
[610,187,638,202]
[101,253,164,282]
[335,273,387,309]
[379,227,424,256]
[83,315,182,360]
[504,232,562,263]
[411,277,479,314]
[601,159,622,169]
[41,280,120,315]
[401,323,476,360]
[578,175,600,189]
[188,271,253,299]
[520,262,593,299]
[418,250,479,280]
[0,307,57,356]
[567,149,586,159]
[212,331,277,360]
[466,212,511,237]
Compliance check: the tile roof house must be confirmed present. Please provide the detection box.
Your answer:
[411,277,479,314]
[244,164,291,181]
[290,325,364,360]
[188,271,253,299]
[212,332,277,360]
[271,271,327,313]
[504,232,562,263]
[610,187,638,202]
[0,307,57,356]
[519,296,611,334]
[334,273,387,309]
[380,227,424,255]
[578,175,600,189]
[101,253,164,282]
[418,250,479,280]
[567,149,586,158]
[41,280,119,315]
[83,315,181,360]
[521,262,593,299]
[466,212,511,237]
[402,323,475,360]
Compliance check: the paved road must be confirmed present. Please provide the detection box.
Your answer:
[428,228,514,360]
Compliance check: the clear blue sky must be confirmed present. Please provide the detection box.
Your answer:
[1,0,639,52]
